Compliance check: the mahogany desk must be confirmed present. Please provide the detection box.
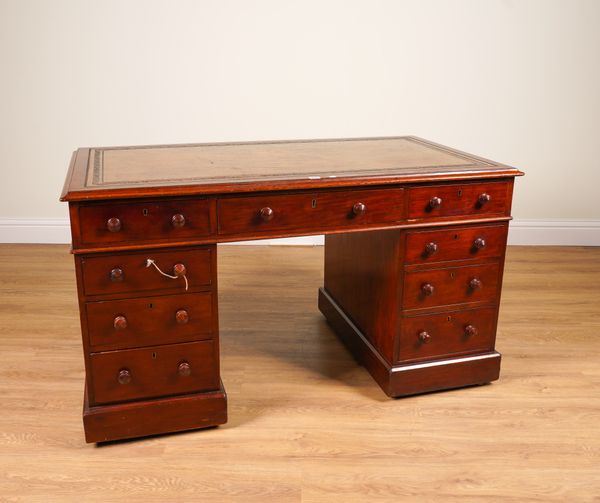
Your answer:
[60,136,523,443]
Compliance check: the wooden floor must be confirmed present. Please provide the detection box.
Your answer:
[0,244,599,502]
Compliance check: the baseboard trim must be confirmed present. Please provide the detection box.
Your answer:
[506,219,600,246]
[0,218,598,246]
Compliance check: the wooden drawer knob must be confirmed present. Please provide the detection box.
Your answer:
[178,362,191,377]
[469,277,483,290]
[173,263,187,277]
[113,315,127,330]
[106,217,122,233]
[352,202,366,216]
[175,309,189,324]
[424,242,439,256]
[473,237,486,250]
[259,207,274,221]
[418,331,431,343]
[171,213,186,228]
[110,267,124,282]
[464,324,478,337]
[478,193,491,205]
[421,283,435,296]
[428,196,442,209]
[117,369,131,385]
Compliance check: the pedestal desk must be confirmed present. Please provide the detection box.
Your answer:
[60,136,523,443]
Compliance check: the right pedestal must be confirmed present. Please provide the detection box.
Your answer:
[321,224,507,398]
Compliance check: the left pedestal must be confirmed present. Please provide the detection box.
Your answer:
[73,242,226,443]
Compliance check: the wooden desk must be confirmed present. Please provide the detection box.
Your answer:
[60,136,523,443]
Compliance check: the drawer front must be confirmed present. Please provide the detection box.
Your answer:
[86,292,214,351]
[81,247,213,297]
[397,306,497,363]
[405,223,508,264]
[78,198,212,246]
[407,182,509,220]
[90,340,219,405]
[217,188,404,236]
[402,262,500,310]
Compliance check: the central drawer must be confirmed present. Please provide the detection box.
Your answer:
[86,292,214,351]
[402,262,501,310]
[90,340,219,405]
[217,188,404,236]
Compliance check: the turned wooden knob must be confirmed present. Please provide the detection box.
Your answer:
[110,267,124,282]
[421,283,435,296]
[175,309,189,324]
[478,193,491,205]
[173,263,186,277]
[113,315,127,330]
[464,324,479,337]
[259,207,274,222]
[469,277,483,290]
[352,202,366,216]
[117,369,131,385]
[171,213,186,228]
[424,242,439,256]
[473,237,486,250]
[178,362,191,377]
[428,196,442,209]
[418,331,431,343]
[106,217,121,233]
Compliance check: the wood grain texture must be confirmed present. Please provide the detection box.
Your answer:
[1,244,599,502]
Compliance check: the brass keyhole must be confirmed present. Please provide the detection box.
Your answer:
[454,234,459,240]
[152,352,157,359]
[148,303,153,309]
[450,272,456,279]
[457,189,463,197]
[447,315,452,321]
[143,208,149,216]
[311,199,317,209]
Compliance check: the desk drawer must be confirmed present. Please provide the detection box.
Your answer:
[397,306,497,363]
[81,247,213,297]
[217,188,404,236]
[86,292,214,351]
[407,181,509,220]
[78,198,212,246]
[402,262,500,310]
[90,340,219,405]
[405,223,508,264]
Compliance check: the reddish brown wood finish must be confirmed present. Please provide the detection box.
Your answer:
[407,181,510,220]
[80,247,212,296]
[217,188,405,237]
[398,306,497,363]
[404,223,508,264]
[90,340,219,405]
[402,262,501,310]
[83,383,227,443]
[77,198,212,247]
[62,136,522,442]
[86,292,213,351]
[323,229,402,364]
[318,288,501,397]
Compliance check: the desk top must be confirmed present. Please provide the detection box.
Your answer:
[61,136,522,201]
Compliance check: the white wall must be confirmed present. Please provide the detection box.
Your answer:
[1,0,599,244]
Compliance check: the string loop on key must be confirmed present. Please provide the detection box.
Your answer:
[145,258,189,291]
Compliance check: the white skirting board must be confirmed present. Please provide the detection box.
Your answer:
[0,218,598,246]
